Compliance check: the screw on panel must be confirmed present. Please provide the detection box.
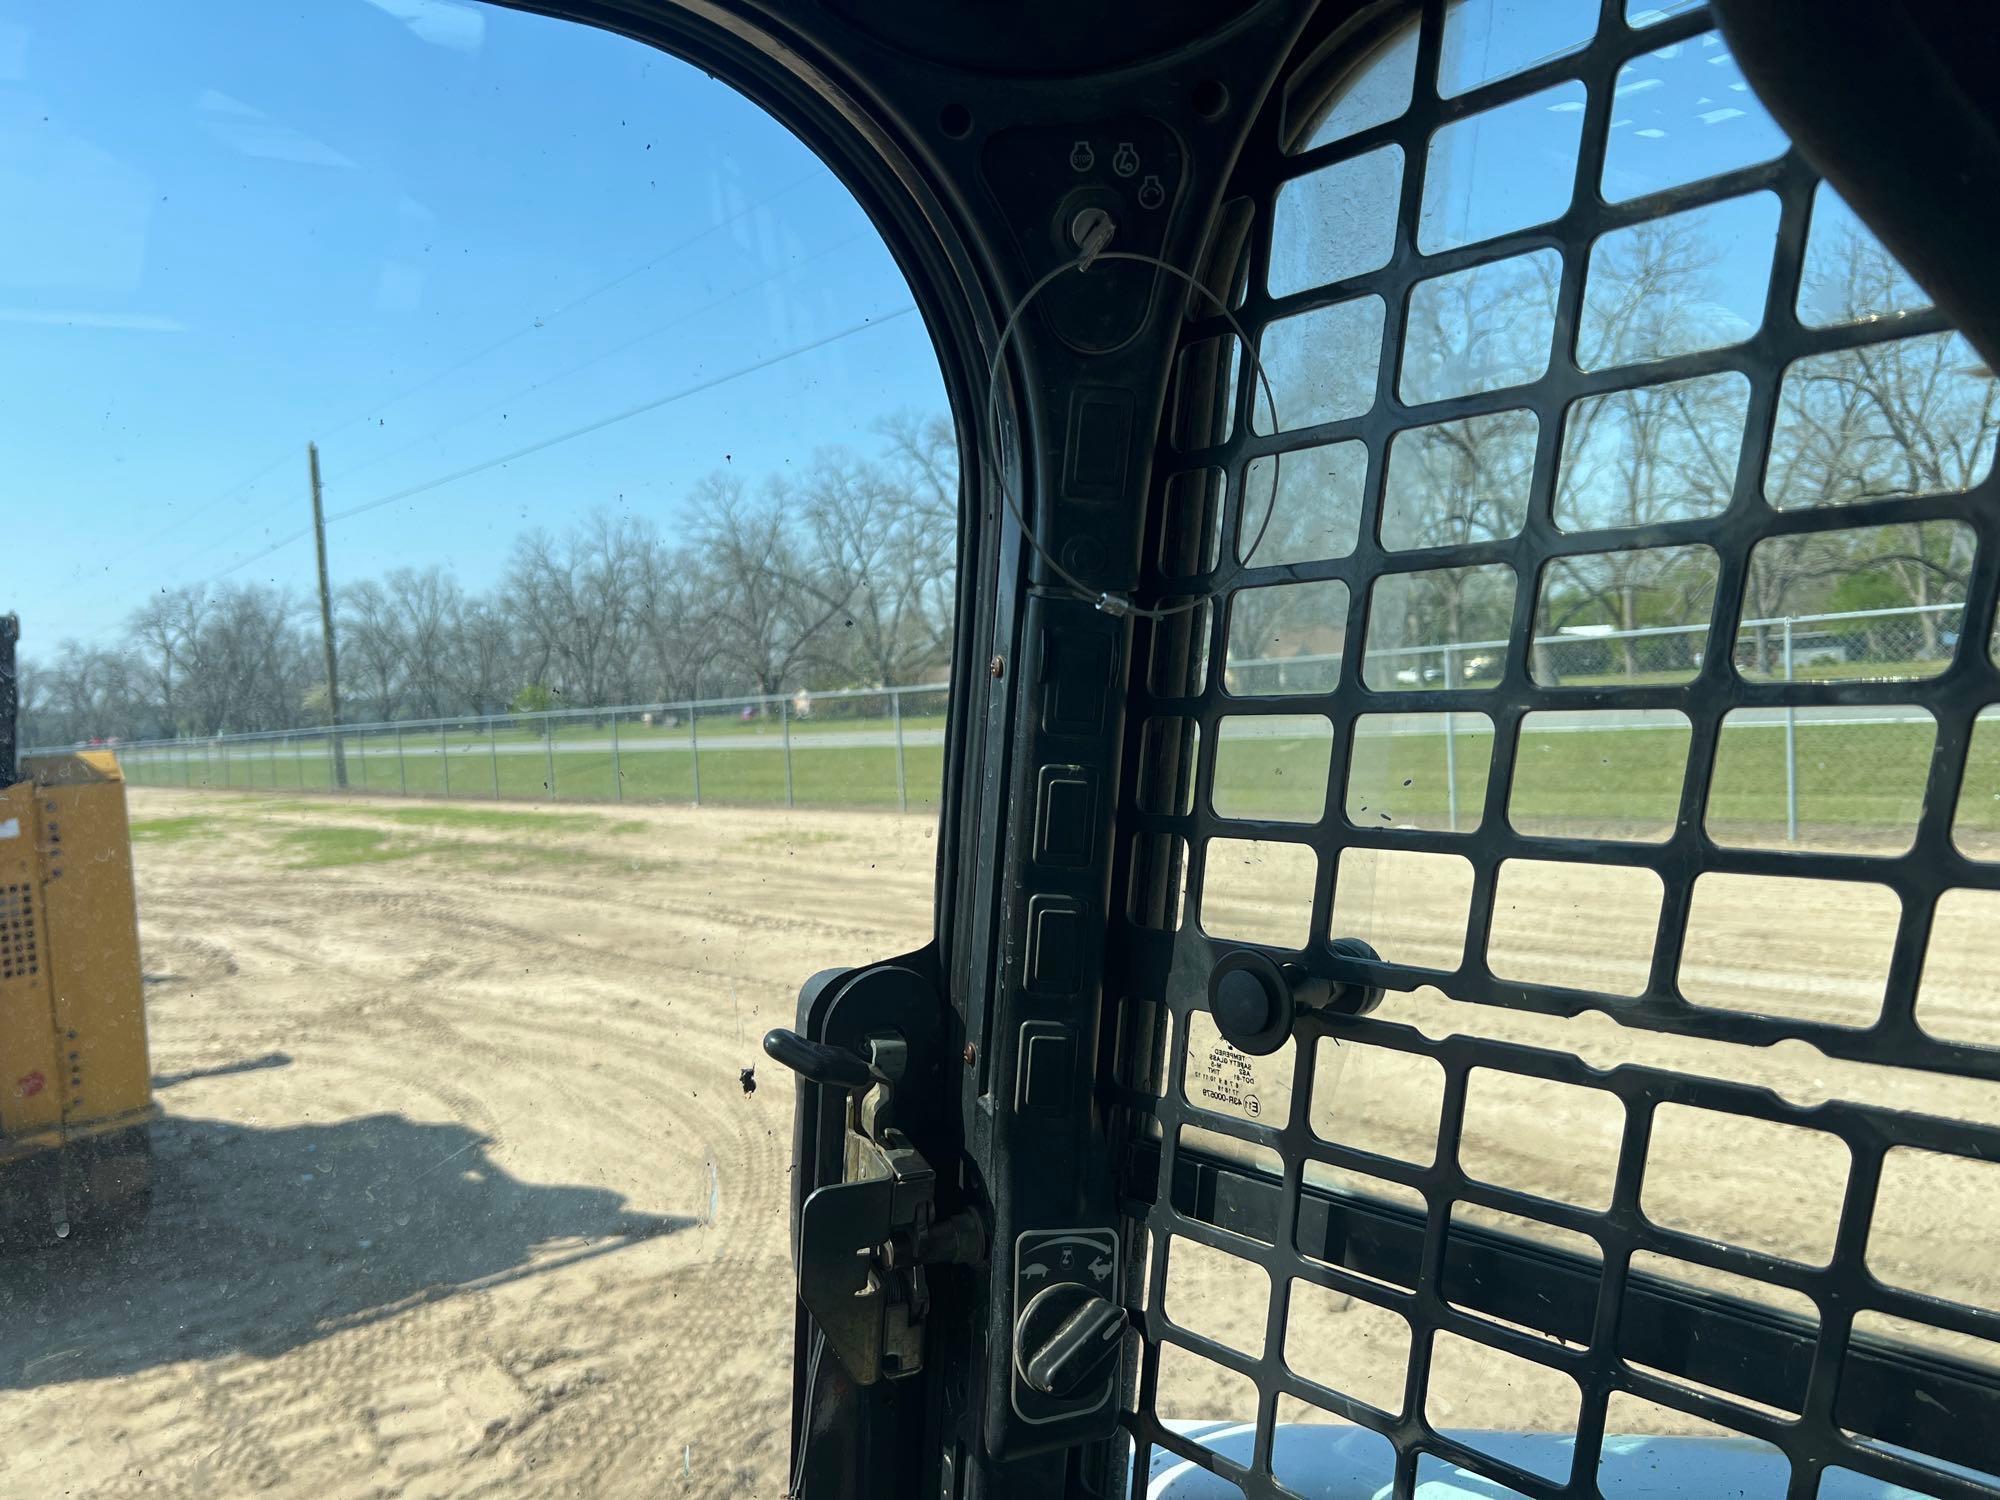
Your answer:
[989,656,1005,679]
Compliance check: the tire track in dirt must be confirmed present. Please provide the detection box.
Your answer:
[6,790,937,1499]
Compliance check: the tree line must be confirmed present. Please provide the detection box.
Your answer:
[21,413,957,745]
[1239,207,1996,689]
[27,219,1999,741]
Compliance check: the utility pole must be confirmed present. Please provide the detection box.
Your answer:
[309,442,348,788]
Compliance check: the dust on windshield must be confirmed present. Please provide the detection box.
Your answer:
[1,4,952,1494]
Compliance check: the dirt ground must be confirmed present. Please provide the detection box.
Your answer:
[1,790,940,1500]
[2,790,1994,1498]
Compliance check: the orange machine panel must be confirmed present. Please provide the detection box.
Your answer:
[36,759,151,1131]
[0,779,63,1146]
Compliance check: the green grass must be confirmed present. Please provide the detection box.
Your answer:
[1744,657,1947,684]
[128,814,221,843]
[1510,721,1685,835]
[271,825,438,869]
[372,805,614,833]
[1707,718,1939,842]
[141,709,950,762]
[117,713,2000,847]
[453,740,942,809]
[1212,724,1493,826]
[471,843,675,878]
[124,734,946,811]
[263,817,666,874]
[1191,716,1998,843]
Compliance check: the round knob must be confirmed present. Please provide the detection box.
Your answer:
[1206,950,1294,1056]
[1015,1282,1126,1398]
[1207,941,1388,1056]
[1214,964,1281,1045]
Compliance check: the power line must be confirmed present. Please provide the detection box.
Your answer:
[310,165,830,444]
[200,303,919,584]
[95,453,297,576]
[104,164,830,574]
[328,305,918,524]
[324,229,871,489]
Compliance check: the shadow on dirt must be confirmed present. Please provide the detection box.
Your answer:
[0,1110,692,1390]
[151,1050,294,1089]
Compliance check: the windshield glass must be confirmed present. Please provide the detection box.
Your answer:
[1,4,953,1493]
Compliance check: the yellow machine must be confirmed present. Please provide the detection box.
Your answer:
[0,613,156,1236]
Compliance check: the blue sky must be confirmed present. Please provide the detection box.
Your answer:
[0,0,946,645]
[2,0,1863,657]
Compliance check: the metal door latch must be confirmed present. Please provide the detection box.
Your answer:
[764,1026,984,1384]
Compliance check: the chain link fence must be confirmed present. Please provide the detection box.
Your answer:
[37,605,1999,848]
[60,683,950,813]
[1226,603,1995,851]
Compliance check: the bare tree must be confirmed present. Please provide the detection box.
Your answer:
[503,511,653,710]
[443,596,517,716]
[27,410,967,741]
[873,411,959,677]
[1574,215,1731,370]
[340,579,407,723]
[386,566,462,719]
[1766,233,1998,656]
[1382,410,1538,553]
[692,471,855,700]
[127,589,201,737]
[14,657,52,746]
[799,448,951,687]
[34,641,134,745]
[876,410,958,537]
[181,586,311,733]
[633,542,713,702]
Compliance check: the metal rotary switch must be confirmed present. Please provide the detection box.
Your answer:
[1015,1281,1127,1398]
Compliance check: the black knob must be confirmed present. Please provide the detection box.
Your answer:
[1206,950,1295,1056]
[1328,936,1386,1015]
[1207,940,1388,1056]
[1016,1282,1126,1398]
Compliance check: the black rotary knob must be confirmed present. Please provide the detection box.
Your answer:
[1207,940,1388,1056]
[1206,949,1295,1056]
[1015,1281,1127,1398]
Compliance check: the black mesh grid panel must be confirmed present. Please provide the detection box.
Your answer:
[1111,2,2000,1497]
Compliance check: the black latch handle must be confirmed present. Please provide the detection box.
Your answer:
[763,1028,879,1091]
